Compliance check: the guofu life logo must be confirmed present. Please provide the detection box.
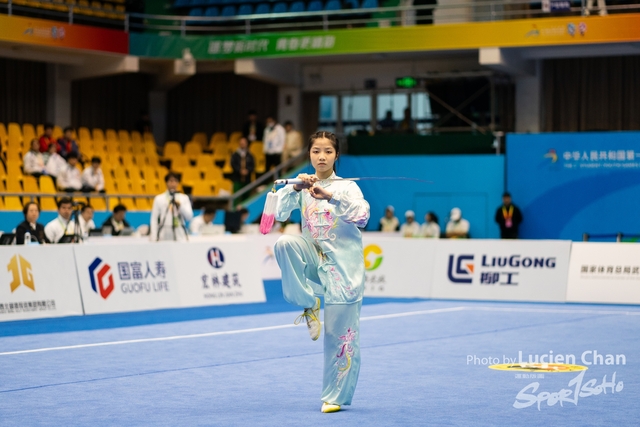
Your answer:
[363,244,383,271]
[89,257,114,299]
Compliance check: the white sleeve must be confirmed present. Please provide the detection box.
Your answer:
[97,170,105,191]
[275,126,286,152]
[57,169,68,189]
[275,185,301,222]
[178,194,193,222]
[326,182,370,228]
[149,197,160,241]
[44,222,57,243]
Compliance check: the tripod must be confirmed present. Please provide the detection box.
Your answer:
[61,203,84,243]
[156,194,189,241]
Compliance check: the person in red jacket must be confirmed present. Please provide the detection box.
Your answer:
[39,123,58,153]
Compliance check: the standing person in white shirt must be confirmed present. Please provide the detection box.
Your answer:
[78,205,96,237]
[282,121,303,166]
[57,152,89,192]
[189,206,222,235]
[44,198,75,243]
[81,157,105,192]
[150,172,194,241]
[445,207,470,239]
[378,205,400,232]
[263,115,286,172]
[44,142,66,182]
[23,139,47,178]
[420,212,441,238]
[400,210,420,237]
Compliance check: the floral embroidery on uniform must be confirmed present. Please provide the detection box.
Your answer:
[303,197,337,240]
[335,327,356,386]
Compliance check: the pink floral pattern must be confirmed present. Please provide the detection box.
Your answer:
[335,327,356,386]
[303,198,337,241]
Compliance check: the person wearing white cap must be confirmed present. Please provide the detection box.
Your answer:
[446,207,470,238]
[378,205,399,232]
[400,210,420,238]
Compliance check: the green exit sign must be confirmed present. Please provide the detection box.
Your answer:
[396,76,418,88]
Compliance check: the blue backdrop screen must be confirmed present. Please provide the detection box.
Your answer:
[507,132,640,240]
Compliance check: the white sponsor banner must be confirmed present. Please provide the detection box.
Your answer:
[74,243,181,314]
[0,246,83,322]
[251,234,282,281]
[171,241,266,307]
[431,240,571,302]
[567,242,640,304]
[362,235,436,298]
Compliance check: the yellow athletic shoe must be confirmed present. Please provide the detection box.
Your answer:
[294,297,321,341]
[321,402,341,413]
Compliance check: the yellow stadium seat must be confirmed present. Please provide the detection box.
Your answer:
[0,123,7,142]
[113,167,129,183]
[143,132,155,143]
[78,127,92,142]
[5,175,22,192]
[181,167,201,187]
[229,131,243,145]
[131,143,145,155]
[91,1,107,18]
[184,141,202,161]
[52,126,63,140]
[39,175,56,192]
[170,154,190,173]
[22,175,39,193]
[0,197,4,210]
[212,132,227,144]
[120,141,133,154]
[250,142,266,173]
[0,162,6,180]
[129,166,142,183]
[104,179,117,194]
[217,178,233,195]
[119,197,137,211]
[135,197,151,210]
[227,140,239,156]
[92,128,105,142]
[131,131,142,144]
[142,166,159,183]
[6,162,23,178]
[105,129,118,142]
[121,154,137,168]
[146,180,162,195]
[36,124,44,136]
[145,151,160,166]
[191,181,216,196]
[203,166,224,183]
[162,141,182,159]
[144,141,158,156]
[192,132,208,149]
[51,0,69,12]
[89,196,107,211]
[22,124,36,144]
[195,154,215,172]
[118,130,131,144]
[8,123,22,140]
[4,196,23,210]
[212,143,229,165]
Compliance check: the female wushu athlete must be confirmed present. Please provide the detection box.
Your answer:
[273,131,370,413]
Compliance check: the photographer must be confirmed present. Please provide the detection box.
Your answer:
[150,172,193,241]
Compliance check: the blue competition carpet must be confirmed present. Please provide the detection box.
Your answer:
[1,281,639,426]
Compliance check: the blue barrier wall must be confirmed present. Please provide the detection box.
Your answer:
[507,132,640,240]
[334,155,505,238]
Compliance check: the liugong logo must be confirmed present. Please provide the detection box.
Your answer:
[448,255,474,284]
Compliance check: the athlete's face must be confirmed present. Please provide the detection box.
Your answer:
[310,138,337,177]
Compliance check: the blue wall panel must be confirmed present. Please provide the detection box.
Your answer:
[507,132,640,240]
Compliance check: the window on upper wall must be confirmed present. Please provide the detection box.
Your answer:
[341,95,371,135]
[318,95,338,133]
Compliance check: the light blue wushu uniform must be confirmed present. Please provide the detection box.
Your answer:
[274,172,370,406]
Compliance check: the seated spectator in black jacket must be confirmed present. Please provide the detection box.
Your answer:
[231,137,255,193]
[15,202,49,244]
[101,204,131,236]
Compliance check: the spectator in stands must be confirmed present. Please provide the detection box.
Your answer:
[102,204,131,236]
[231,137,255,193]
[150,172,194,241]
[242,109,265,143]
[495,192,523,239]
[78,205,96,237]
[23,139,46,178]
[263,115,286,171]
[135,110,153,134]
[446,207,470,238]
[44,197,75,243]
[378,110,395,132]
[420,212,441,238]
[38,123,57,153]
[585,0,607,16]
[15,202,49,244]
[282,121,303,165]
[400,210,420,237]
[81,157,105,192]
[379,205,400,232]
[44,142,66,182]
[57,152,89,192]
[58,127,80,160]
[189,206,221,235]
[398,108,416,133]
